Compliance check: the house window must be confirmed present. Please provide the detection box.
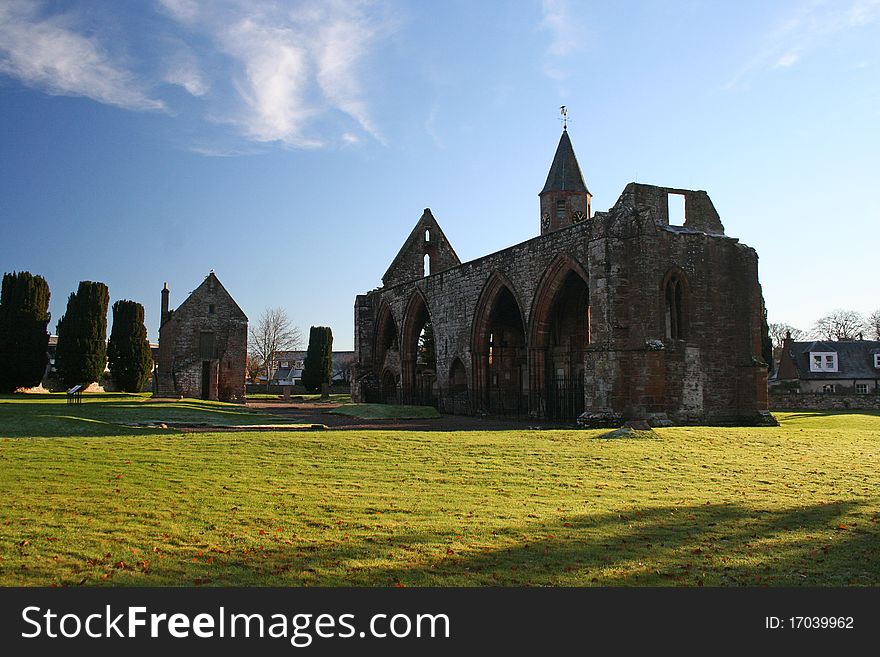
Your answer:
[280,361,288,368]
[663,271,688,340]
[809,352,838,372]
[556,199,566,220]
[822,384,835,393]
[855,383,868,394]
[874,354,880,368]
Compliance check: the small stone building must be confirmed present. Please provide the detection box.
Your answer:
[156,272,247,402]
[353,128,773,426]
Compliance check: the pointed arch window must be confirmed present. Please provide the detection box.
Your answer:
[664,271,688,340]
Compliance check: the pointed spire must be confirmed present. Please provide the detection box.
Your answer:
[541,129,589,195]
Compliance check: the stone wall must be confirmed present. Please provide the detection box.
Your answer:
[354,182,770,425]
[770,392,880,411]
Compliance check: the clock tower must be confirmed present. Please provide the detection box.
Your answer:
[539,127,590,235]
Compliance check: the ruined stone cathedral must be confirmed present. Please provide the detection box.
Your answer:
[352,128,772,426]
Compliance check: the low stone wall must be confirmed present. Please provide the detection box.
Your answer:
[245,383,350,396]
[770,392,880,411]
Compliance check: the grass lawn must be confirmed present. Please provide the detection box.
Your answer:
[330,403,441,420]
[247,393,351,403]
[0,394,877,587]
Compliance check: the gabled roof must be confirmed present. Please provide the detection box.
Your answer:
[166,272,247,325]
[382,209,461,286]
[779,340,880,380]
[541,129,589,195]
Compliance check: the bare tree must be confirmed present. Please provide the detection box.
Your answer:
[868,309,880,340]
[333,353,356,383]
[248,308,303,388]
[768,323,805,361]
[812,310,868,341]
[246,353,264,384]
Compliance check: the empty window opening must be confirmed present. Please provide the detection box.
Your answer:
[208,304,215,314]
[667,193,686,226]
[425,229,431,242]
[664,274,686,340]
[556,199,566,220]
[423,253,431,277]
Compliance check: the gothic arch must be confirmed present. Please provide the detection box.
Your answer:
[661,267,690,340]
[374,300,399,375]
[449,357,467,393]
[400,289,435,404]
[381,368,399,404]
[471,271,527,349]
[471,271,528,415]
[527,254,590,420]
[528,254,590,347]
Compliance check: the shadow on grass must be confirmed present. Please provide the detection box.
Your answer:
[0,399,269,438]
[776,410,880,420]
[73,500,879,587]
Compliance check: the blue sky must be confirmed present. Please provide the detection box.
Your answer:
[1,0,878,350]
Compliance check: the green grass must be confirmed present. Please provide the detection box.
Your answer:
[247,393,351,403]
[0,393,292,437]
[330,403,441,420]
[0,395,877,587]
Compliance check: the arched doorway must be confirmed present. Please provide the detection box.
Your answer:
[381,370,398,404]
[447,357,469,414]
[366,303,400,404]
[530,257,589,420]
[473,275,527,415]
[401,291,437,406]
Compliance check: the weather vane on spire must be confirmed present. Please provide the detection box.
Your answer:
[559,105,568,130]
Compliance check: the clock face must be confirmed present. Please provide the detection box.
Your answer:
[541,213,550,229]
[572,210,586,223]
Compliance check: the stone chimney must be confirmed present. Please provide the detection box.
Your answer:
[776,330,799,380]
[161,282,170,326]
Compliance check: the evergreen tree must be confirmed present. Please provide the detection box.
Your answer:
[417,321,436,367]
[107,299,153,393]
[0,271,51,393]
[301,326,333,393]
[55,281,110,388]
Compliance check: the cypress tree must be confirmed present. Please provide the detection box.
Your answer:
[301,326,333,393]
[107,299,153,393]
[55,281,110,388]
[0,271,51,393]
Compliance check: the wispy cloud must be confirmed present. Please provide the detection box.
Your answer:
[0,0,392,149]
[0,0,164,111]
[540,0,582,81]
[159,0,392,147]
[424,102,445,149]
[725,0,880,89]
[163,44,208,97]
